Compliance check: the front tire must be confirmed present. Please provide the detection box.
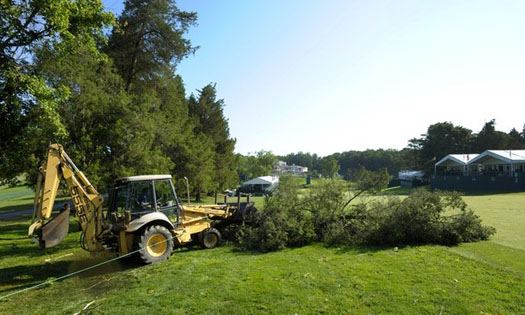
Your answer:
[199,228,221,249]
[136,225,173,264]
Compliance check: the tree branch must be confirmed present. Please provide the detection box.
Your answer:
[341,189,365,211]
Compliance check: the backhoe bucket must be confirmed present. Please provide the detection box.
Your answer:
[39,209,70,248]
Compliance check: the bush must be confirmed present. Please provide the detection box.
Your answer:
[236,176,316,252]
[235,174,495,252]
[329,189,496,246]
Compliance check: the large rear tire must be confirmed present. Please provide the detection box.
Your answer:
[199,228,221,249]
[136,225,173,264]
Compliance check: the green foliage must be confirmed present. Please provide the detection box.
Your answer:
[280,152,320,170]
[236,168,494,252]
[0,0,113,184]
[281,150,417,180]
[107,0,197,92]
[333,149,408,179]
[1,0,240,194]
[323,190,495,246]
[473,119,515,151]
[320,156,340,178]
[188,84,238,197]
[294,120,525,182]
[353,168,391,193]
[237,176,316,252]
[172,133,216,201]
[237,150,278,181]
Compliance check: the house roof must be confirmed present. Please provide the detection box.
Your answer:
[435,154,479,166]
[243,176,279,185]
[468,150,525,164]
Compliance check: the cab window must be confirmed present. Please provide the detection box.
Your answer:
[154,179,178,222]
[112,185,130,213]
[131,181,155,215]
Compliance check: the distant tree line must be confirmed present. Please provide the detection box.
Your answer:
[279,150,412,179]
[279,119,525,179]
[0,0,237,200]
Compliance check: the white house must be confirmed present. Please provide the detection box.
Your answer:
[276,161,308,175]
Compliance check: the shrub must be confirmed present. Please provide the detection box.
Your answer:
[236,176,316,252]
[331,189,496,246]
[235,174,495,252]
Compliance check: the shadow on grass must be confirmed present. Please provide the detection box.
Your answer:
[0,223,30,236]
[0,239,78,259]
[0,200,33,215]
[0,254,143,295]
[0,222,84,259]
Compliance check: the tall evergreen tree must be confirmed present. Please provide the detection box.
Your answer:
[189,84,238,198]
[507,128,524,149]
[106,0,205,191]
[106,0,197,93]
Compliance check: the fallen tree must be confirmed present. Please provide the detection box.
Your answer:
[236,170,495,252]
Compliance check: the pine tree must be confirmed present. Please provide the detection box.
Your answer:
[188,84,239,197]
[106,0,197,93]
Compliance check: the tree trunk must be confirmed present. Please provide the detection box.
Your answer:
[195,191,201,202]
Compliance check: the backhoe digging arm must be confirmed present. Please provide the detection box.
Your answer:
[28,144,105,252]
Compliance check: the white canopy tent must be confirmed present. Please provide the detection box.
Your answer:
[467,150,525,175]
[435,154,479,175]
[242,176,279,193]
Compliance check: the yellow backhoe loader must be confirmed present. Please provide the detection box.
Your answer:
[28,144,255,263]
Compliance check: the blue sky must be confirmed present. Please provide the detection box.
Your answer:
[103,1,525,156]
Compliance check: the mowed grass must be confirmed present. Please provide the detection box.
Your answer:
[377,187,525,275]
[0,185,524,314]
[0,239,523,314]
[462,192,525,250]
[0,185,34,214]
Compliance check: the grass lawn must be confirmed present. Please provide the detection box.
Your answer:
[0,186,524,313]
[0,185,34,214]
[0,229,523,314]
[462,192,525,250]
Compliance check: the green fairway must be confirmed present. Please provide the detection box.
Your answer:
[462,192,525,250]
[0,187,524,314]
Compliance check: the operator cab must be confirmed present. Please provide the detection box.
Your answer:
[107,175,180,224]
